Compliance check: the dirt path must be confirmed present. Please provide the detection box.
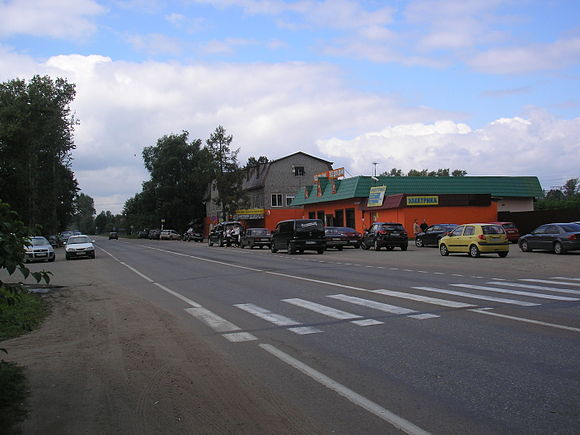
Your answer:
[3,266,325,434]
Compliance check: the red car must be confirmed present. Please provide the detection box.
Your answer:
[490,221,520,243]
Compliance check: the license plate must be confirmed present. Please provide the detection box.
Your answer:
[332,238,340,241]
[306,241,316,244]
[36,253,47,257]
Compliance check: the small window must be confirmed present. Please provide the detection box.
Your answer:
[286,195,295,206]
[271,193,283,207]
[463,226,475,236]
[451,226,464,237]
[293,166,305,176]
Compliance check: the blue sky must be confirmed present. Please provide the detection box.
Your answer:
[1,0,579,213]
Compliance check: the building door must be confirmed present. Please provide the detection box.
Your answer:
[345,208,356,229]
[335,209,344,227]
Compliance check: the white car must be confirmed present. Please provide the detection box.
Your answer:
[24,236,55,263]
[159,229,181,240]
[65,235,95,260]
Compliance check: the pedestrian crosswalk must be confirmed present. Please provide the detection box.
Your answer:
[194,276,580,339]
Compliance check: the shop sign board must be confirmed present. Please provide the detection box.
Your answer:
[235,208,265,219]
[406,195,439,206]
[367,185,387,207]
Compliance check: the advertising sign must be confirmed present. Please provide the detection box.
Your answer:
[367,185,387,207]
[235,208,265,219]
[406,196,439,206]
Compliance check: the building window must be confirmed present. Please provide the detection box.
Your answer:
[308,211,316,219]
[286,195,295,206]
[271,193,283,207]
[293,166,305,176]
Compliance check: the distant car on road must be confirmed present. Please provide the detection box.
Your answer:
[360,222,408,251]
[208,221,243,247]
[160,229,181,240]
[109,231,118,240]
[271,219,325,254]
[519,222,580,254]
[65,235,95,260]
[148,229,161,240]
[439,223,509,258]
[239,228,271,249]
[415,224,457,247]
[24,236,55,263]
[489,221,520,243]
[138,229,150,239]
[324,226,361,250]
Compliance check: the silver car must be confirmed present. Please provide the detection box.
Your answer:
[65,235,96,260]
[24,236,55,263]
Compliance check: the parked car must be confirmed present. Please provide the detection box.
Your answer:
[271,219,325,254]
[138,229,150,239]
[58,230,74,245]
[489,221,520,243]
[160,229,181,240]
[183,228,203,242]
[360,222,408,251]
[24,236,55,263]
[239,228,271,249]
[148,229,161,240]
[518,222,580,254]
[208,221,243,247]
[415,224,457,247]
[48,235,59,248]
[109,231,118,240]
[439,223,509,257]
[65,235,95,260]
[324,226,361,250]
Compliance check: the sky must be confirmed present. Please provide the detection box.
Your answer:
[1,0,579,214]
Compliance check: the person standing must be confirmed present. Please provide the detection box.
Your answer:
[413,219,421,236]
[420,219,429,232]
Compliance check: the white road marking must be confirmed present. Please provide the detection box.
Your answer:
[451,284,579,301]
[551,277,580,282]
[487,281,580,296]
[234,303,322,335]
[259,344,431,435]
[185,307,241,332]
[328,294,439,319]
[374,289,475,308]
[222,332,258,342]
[283,298,382,326]
[412,287,539,307]
[520,278,580,287]
[469,309,580,333]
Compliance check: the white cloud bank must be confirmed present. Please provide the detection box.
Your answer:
[1,50,578,213]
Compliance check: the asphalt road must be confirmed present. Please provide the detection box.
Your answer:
[46,238,580,434]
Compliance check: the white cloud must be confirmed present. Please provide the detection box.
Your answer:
[0,0,105,39]
[125,33,183,56]
[317,112,580,185]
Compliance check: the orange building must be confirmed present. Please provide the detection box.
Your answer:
[291,175,543,234]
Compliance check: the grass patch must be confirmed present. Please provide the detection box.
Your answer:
[0,287,50,341]
[1,286,51,433]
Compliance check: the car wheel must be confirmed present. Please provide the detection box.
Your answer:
[65,253,71,260]
[48,256,55,263]
[553,242,565,255]
[469,244,480,258]
[360,241,369,250]
[271,243,278,253]
[240,243,244,249]
[386,246,394,251]
[498,252,508,258]
[439,244,449,256]
[415,238,423,248]
[519,240,530,252]
[317,248,324,254]
[288,242,296,255]
[337,246,343,251]
[400,244,408,251]
[374,240,381,251]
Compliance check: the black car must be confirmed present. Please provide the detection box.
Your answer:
[208,221,243,247]
[148,229,161,239]
[361,222,408,251]
[325,226,361,250]
[239,228,271,249]
[415,224,457,247]
[519,222,580,254]
[109,231,118,240]
[271,219,325,254]
[138,229,150,239]
[183,228,203,242]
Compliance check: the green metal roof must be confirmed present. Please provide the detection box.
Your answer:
[291,176,543,206]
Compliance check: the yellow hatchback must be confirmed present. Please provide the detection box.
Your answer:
[438,223,509,258]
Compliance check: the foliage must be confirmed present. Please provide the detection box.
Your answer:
[73,193,96,235]
[381,168,467,177]
[0,360,28,430]
[0,75,79,235]
[536,177,580,210]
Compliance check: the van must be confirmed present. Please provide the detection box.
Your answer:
[271,219,326,254]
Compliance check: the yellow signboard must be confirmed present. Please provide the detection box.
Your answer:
[406,196,439,206]
[235,208,265,219]
[367,185,387,207]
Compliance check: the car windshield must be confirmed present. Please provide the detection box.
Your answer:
[381,224,404,231]
[325,228,340,235]
[29,237,49,246]
[560,223,580,232]
[296,220,323,231]
[337,227,356,233]
[502,223,517,229]
[482,225,504,234]
[251,228,270,235]
[68,236,91,244]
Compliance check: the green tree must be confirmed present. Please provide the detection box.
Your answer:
[0,76,78,234]
[73,193,96,234]
[563,178,579,199]
[206,126,244,221]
